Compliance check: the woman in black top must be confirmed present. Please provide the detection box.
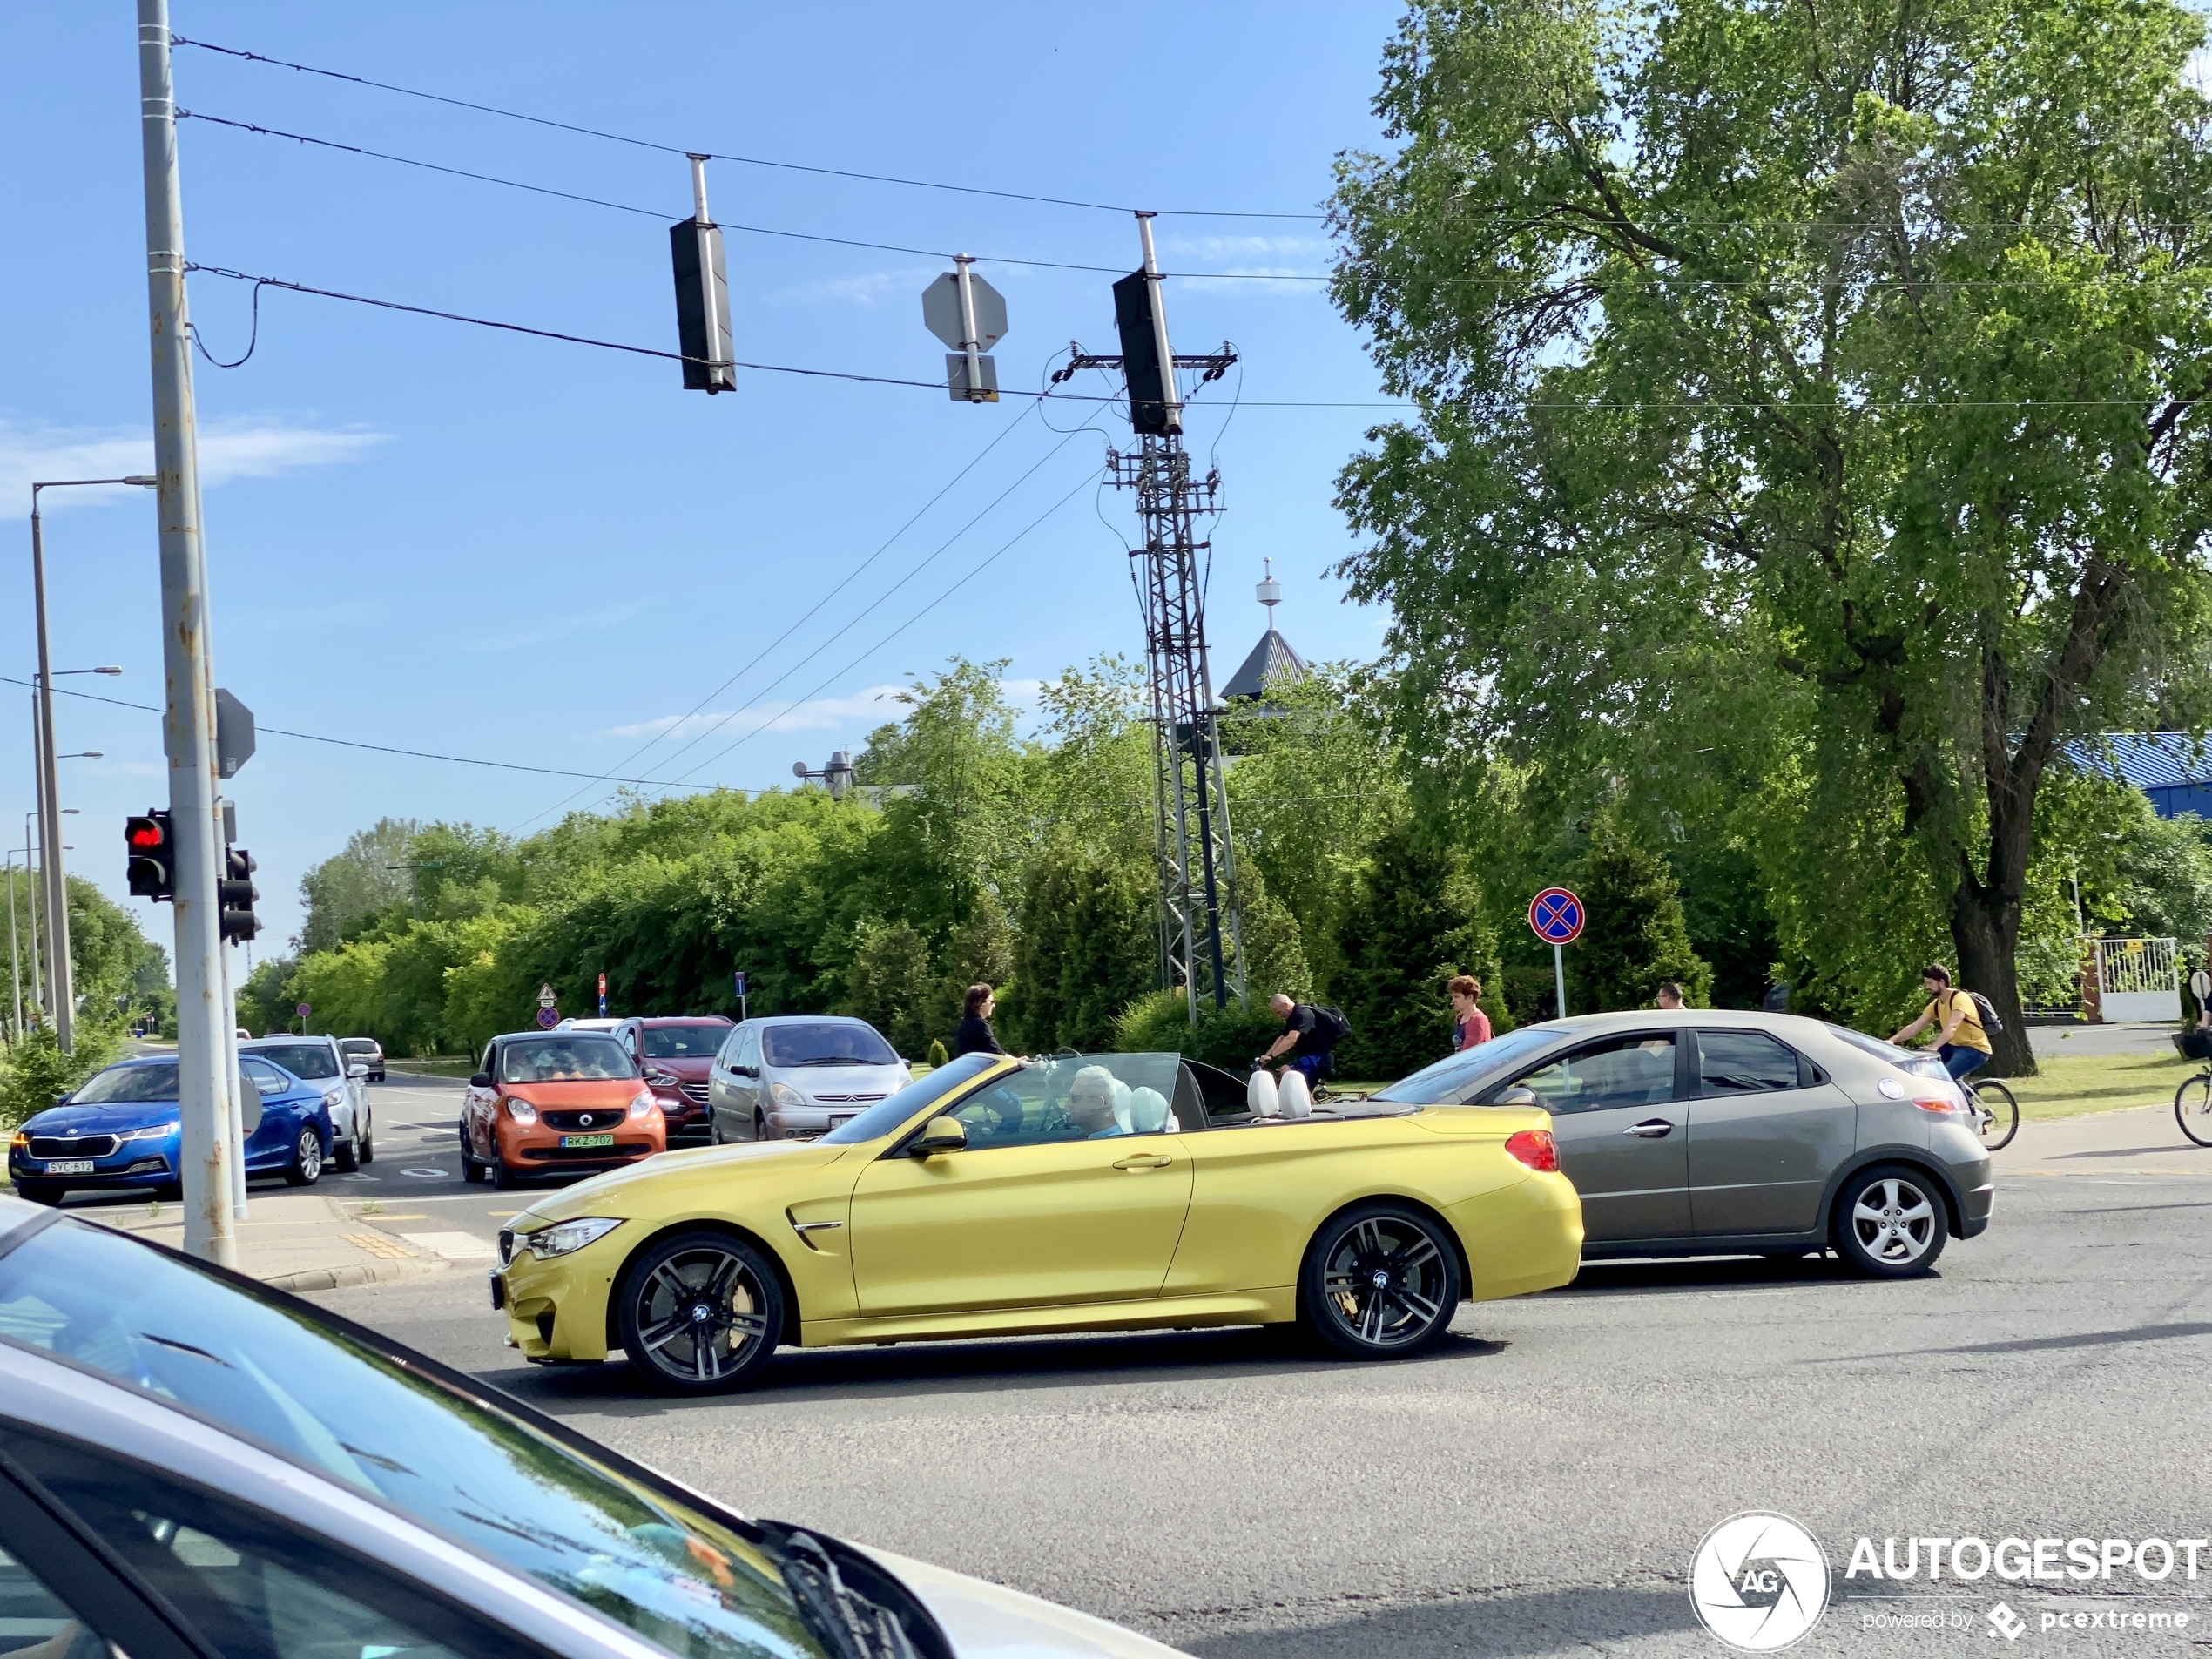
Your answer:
[951,982,1005,1058]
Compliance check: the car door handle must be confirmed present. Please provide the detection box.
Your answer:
[1111,1153,1173,1170]
[1623,1119,1676,1138]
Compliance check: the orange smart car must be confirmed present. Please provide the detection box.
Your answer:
[460,1029,666,1189]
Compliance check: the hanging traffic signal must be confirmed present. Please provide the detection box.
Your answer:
[125,811,175,901]
[219,846,260,943]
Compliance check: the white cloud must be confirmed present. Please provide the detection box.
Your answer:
[0,415,385,520]
[767,266,941,307]
[610,678,1044,744]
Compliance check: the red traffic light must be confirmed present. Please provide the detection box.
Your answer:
[125,810,176,902]
[127,818,166,850]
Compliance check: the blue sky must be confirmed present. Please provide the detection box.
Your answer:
[3,1,1406,954]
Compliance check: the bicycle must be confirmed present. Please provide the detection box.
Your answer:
[2175,1068,2212,1148]
[1965,1076,2018,1151]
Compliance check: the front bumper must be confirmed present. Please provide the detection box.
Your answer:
[492,1231,624,1363]
[10,1146,177,1190]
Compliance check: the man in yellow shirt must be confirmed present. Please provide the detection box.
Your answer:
[1890,963,1993,1083]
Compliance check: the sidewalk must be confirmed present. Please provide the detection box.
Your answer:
[91,1190,490,1292]
[1992,1097,2212,1178]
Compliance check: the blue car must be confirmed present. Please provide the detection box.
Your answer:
[9,1054,334,1205]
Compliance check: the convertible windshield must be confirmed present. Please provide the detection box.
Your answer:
[763,1022,899,1067]
[819,1051,996,1143]
[499,1036,638,1082]
[0,1216,826,1659]
[248,1042,341,1081]
[640,1022,732,1059]
[1369,1025,1568,1104]
[71,1062,181,1105]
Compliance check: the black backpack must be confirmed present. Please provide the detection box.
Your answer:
[1966,990,2006,1035]
[1308,1004,1351,1046]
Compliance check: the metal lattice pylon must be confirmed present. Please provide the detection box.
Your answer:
[1111,436,1246,1016]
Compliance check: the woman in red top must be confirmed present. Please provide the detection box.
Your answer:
[1448,974,1492,1052]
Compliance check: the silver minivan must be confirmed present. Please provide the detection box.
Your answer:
[706,1015,911,1142]
[1373,1010,1993,1276]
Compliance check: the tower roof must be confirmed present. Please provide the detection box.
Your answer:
[1222,628,1309,700]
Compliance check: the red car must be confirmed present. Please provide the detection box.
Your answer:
[611,1015,734,1140]
[459,1030,666,1189]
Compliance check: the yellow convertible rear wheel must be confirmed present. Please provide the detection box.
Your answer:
[1301,1203,1463,1359]
[617,1231,785,1393]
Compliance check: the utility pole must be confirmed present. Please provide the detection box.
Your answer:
[138,0,237,1267]
[22,814,43,1022]
[4,858,20,1045]
[1055,214,1244,1018]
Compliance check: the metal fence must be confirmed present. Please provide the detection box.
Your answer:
[2093,936,2181,1021]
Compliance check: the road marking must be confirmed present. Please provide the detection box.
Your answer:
[399,1231,499,1260]
[400,1167,447,1178]
[342,1231,421,1260]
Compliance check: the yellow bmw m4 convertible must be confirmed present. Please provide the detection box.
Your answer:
[490,1049,1583,1393]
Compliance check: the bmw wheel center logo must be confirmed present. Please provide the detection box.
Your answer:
[1690,1513,1830,1650]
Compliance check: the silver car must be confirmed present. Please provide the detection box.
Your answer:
[706,1015,910,1142]
[241,1035,374,1171]
[1374,1010,1993,1276]
[0,1191,1188,1658]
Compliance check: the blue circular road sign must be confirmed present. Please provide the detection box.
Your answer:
[1529,887,1585,945]
[536,1007,559,1029]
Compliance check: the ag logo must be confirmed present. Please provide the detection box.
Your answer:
[1689,1513,1830,1651]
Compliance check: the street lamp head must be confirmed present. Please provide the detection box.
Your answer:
[59,752,101,760]
[92,666,122,676]
[122,476,157,488]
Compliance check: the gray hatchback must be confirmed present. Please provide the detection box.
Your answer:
[1373,1010,1993,1276]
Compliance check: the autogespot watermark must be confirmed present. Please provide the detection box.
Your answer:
[1689,1520,2207,1650]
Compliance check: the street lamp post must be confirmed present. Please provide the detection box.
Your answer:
[19,819,42,1020]
[3,855,20,1045]
[30,475,152,1053]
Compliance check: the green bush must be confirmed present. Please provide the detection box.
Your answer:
[0,1027,122,1130]
[1112,989,1285,1072]
[1573,817,1712,1012]
[926,1038,949,1068]
[1332,820,1501,1079]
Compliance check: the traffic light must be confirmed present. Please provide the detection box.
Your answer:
[125,811,175,901]
[219,846,260,943]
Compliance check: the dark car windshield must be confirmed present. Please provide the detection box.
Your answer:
[70,1062,181,1105]
[499,1035,638,1082]
[641,1022,732,1060]
[819,1052,996,1143]
[0,1216,827,1659]
[763,1022,899,1068]
[247,1042,341,1081]
[1369,1025,1568,1104]
[340,1038,379,1054]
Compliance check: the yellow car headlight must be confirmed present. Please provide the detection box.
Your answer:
[523,1217,623,1259]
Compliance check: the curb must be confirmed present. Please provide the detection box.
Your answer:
[264,1255,452,1294]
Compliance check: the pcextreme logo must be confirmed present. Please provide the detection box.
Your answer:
[1689,1513,1832,1652]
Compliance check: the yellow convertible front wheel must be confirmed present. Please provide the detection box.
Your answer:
[617,1231,785,1393]
[1301,1203,1464,1359]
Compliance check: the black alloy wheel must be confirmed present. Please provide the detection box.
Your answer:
[282,1124,325,1187]
[617,1230,785,1393]
[1299,1202,1463,1359]
[493,1153,523,1190]
[1831,1163,1949,1278]
[459,1123,487,1184]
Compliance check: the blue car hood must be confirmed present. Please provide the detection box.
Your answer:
[25,1101,181,1136]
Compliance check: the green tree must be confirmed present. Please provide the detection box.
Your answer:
[1012,832,1156,1052]
[300,818,420,950]
[840,918,934,1059]
[1331,0,2212,1074]
[239,953,299,1039]
[1572,819,1713,1013]
[1332,820,1499,1079]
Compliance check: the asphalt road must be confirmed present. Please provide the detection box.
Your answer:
[308,1104,2212,1657]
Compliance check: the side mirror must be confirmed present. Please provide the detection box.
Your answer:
[908,1116,967,1158]
[347,1063,369,1080]
[469,1071,492,1089]
[738,1063,759,1079]
[1493,1085,1541,1109]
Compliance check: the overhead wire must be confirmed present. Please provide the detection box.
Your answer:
[168,36,1325,220]
[570,415,1112,817]
[0,675,772,791]
[502,401,1043,832]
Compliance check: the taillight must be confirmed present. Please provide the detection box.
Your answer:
[1505,1129,1559,1172]
[1912,1096,1961,1115]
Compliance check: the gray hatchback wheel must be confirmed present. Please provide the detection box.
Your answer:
[1834,1164,1947,1278]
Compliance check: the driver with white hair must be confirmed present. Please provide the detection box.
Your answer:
[1063,1066,1127,1139]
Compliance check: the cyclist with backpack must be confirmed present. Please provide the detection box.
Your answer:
[1889,963,1996,1084]
[1257,993,1349,1089]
